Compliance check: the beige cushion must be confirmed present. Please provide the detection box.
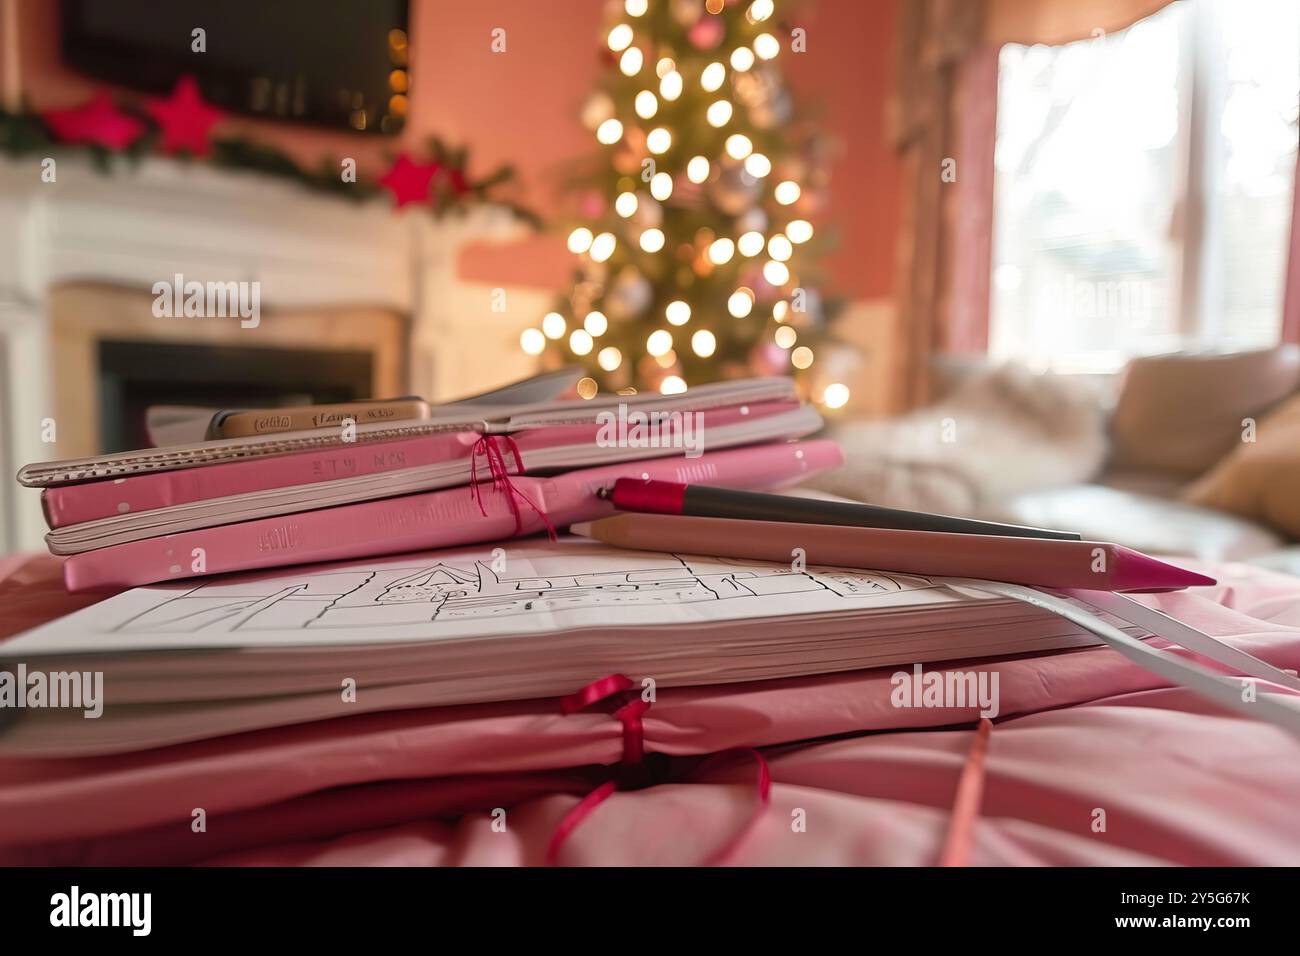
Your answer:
[1109,347,1300,477]
[1182,391,1300,539]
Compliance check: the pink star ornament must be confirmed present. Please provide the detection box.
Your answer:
[43,92,146,151]
[378,153,441,208]
[146,76,225,156]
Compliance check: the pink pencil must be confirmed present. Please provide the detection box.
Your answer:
[572,513,1216,592]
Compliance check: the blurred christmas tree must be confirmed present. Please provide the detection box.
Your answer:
[519,0,850,408]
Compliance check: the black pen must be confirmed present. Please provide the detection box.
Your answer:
[599,478,1082,541]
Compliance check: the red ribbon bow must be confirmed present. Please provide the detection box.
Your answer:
[468,434,557,540]
[544,676,991,866]
[545,674,771,866]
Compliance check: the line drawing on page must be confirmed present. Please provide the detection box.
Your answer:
[111,545,939,633]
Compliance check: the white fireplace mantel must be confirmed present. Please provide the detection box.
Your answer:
[0,155,549,550]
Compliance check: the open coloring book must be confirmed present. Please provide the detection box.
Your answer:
[0,537,1126,755]
[5,538,1100,654]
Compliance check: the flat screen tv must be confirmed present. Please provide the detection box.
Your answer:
[60,0,409,134]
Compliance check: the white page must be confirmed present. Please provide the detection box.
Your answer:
[3,537,995,655]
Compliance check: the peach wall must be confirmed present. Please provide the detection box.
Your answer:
[781,0,900,302]
[3,0,899,300]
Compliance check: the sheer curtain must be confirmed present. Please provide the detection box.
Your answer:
[1286,152,1300,344]
[988,0,1299,361]
[890,0,1192,408]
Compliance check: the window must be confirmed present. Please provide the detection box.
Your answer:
[990,0,1299,372]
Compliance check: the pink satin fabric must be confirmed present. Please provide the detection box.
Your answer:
[2,554,1300,864]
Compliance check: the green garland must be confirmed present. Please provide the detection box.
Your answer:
[0,103,540,227]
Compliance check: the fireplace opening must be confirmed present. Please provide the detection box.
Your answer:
[97,340,374,452]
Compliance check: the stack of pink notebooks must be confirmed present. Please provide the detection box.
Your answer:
[17,376,843,591]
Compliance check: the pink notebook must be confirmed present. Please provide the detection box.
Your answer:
[60,439,843,591]
[42,431,474,528]
[45,400,811,556]
[43,399,806,532]
[19,377,802,487]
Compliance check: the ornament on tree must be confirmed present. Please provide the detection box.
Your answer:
[631,194,663,229]
[708,162,763,215]
[146,76,224,156]
[734,68,791,129]
[42,92,145,151]
[688,17,725,49]
[606,267,653,320]
[738,207,768,235]
[613,130,648,174]
[378,152,439,208]
[670,0,704,27]
[578,190,606,220]
[752,340,790,375]
[568,276,603,319]
[668,180,701,211]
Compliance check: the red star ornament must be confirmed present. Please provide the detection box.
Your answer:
[43,92,146,151]
[379,153,440,208]
[146,76,224,156]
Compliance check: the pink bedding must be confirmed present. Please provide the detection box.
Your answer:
[2,553,1299,866]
